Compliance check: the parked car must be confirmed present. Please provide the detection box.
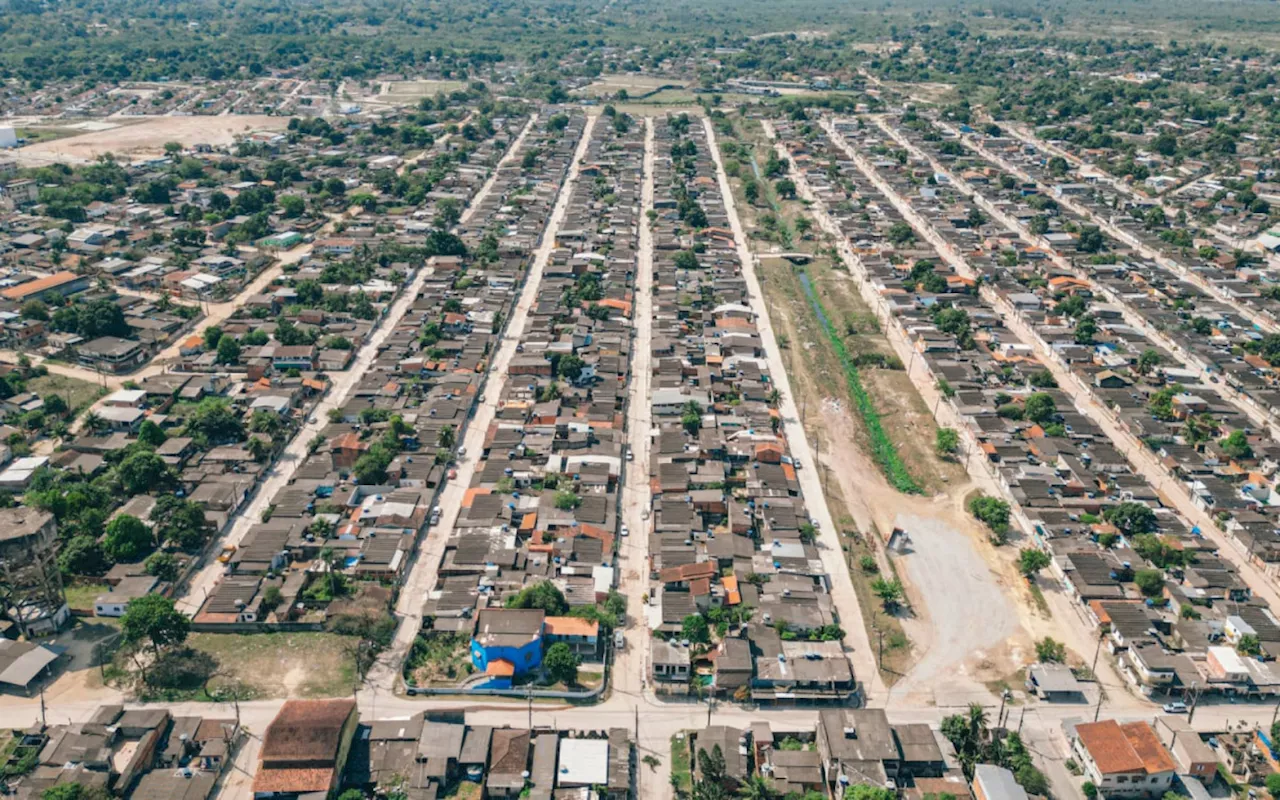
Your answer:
[614,630,625,650]
[620,524,629,537]
[1162,701,1188,714]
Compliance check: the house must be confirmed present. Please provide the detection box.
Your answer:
[1071,720,1176,797]
[651,639,691,692]
[1025,663,1086,702]
[1153,717,1218,781]
[470,607,545,681]
[93,576,160,617]
[543,615,600,660]
[253,698,359,799]
[0,271,89,303]
[973,764,1029,800]
[78,336,147,373]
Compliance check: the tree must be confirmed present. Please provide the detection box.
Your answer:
[60,534,111,576]
[967,494,1012,543]
[738,775,779,800]
[506,581,568,615]
[1104,502,1157,535]
[1035,636,1066,663]
[682,613,711,644]
[1137,348,1162,375]
[104,514,153,562]
[121,594,189,655]
[935,427,960,457]
[681,400,703,435]
[437,424,456,449]
[1077,226,1104,253]
[1134,568,1165,598]
[144,551,179,582]
[744,180,760,205]
[137,419,167,448]
[1238,633,1262,657]
[870,577,904,612]
[215,335,241,365]
[887,221,915,246]
[203,326,223,350]
[1018,548,1051,577]
[1024,392,1056,424]
[118,450,171,496]
[673,250,699,270]
[1220,429,1253,460]
[774,178,796,199]
[543,642,580,686]
[1074,315,1098,345]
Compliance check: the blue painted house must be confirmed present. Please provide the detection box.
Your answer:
[470,608,546,686]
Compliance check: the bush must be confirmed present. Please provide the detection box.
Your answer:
[968,494,1012,543]
[145,646,219,691]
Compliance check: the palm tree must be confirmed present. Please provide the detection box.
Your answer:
[437,424,456,449]
[83,411,107,434]
[766,388,782,408]
[965,702,989,746]
[246,436,270,463]
[318,546,340,599]
[737,775,778,799]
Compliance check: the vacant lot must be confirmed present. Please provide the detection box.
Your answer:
[576,75,687,99]
[189,632,358,698]
[14,115,290,165]
[27,373,106,417]
[382,79,470,103]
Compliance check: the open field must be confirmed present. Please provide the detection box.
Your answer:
[12,115,290,165]
[574,74,686,98]
[381,79,470,102]
[188,632,358,699]
[26,373,107,418]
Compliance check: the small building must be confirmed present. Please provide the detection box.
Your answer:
[470,607,545,679]
[1025,663,1086,702]
[973,764,1029,800]
[253,698,359,799]
[93,576,160,617]
[1071,720,1176,797]
[557,737,610,788]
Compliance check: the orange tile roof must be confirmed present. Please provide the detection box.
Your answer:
[462,487,491,508]
[722,574,741,605]
[544,616,599,638]
[0,271,81,301]
[1076,720,1175,775]
[486,659,516,677]
[253,767,336,794]
[182,335,204,350]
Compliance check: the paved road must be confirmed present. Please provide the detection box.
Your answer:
[368,113,596,689]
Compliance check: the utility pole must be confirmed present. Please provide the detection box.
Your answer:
[38,681,46,729]
[1187,683,1202,725]
[1090,629,1106,677]
[527,683,533,731]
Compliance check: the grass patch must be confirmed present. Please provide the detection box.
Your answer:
[64,582,109,612]
[799,266,921,493]
[843,530,913,684]
[1028,580,1052,618]
[405,633,474,688]
[671,733,692,796]
[26,373,107,417]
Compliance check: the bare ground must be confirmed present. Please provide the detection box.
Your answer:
[13,115,291,165]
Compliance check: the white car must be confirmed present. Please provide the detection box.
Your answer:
[641,508,650,521]
[1162,701,1188,714]
[620,524,629,537]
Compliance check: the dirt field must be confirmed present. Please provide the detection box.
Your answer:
[189,632,358,699]
[575,75,687,99]
[13,115,290,165]
[381,79,470,103]
[27,373,107,418]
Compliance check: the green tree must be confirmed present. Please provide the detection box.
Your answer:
[144,551,179,582]
[506,581,568,615]
[121,594,189,655]
[844,785,896,800]
[681,613,711,644]
[137,419,167,448]
[1239,633,1263,657]
[1035,637,1066,663]
[1018,548,1051,577]
[967,494,1012,543]
[1137,348,1162,375]
[118,450,171,496]
[1134,568,1165,598]
[103,514,153,562]
[870,577,904,612]
[216,335,241,365]
[59,535,111,576]
[1104,502,1157,535]
[1220,430,1253,460]
[203,325,223,350]
[681,400,703,435]
[1023,392,1056,424]
[935,427,960,457]
[543,641,580,686]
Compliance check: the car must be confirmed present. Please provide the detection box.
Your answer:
[793,459,803,469]
[218,545,237,563]
[620,524,629,536]
[1162,702,1188,714]
[641,508,650,520]
[614,630,625,651]
[456,446,466,457]
[448,468,458,479]
[626,449,634,461]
